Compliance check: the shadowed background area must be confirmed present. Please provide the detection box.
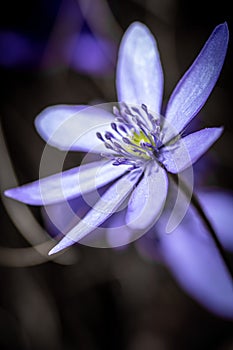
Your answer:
[0,0,233,349]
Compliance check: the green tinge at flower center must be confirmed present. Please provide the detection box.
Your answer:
[125,130,156,160]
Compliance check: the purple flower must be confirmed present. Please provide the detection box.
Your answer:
[5,22,228,256]
[137,188,233,318]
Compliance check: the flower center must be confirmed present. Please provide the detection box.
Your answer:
[96,103,163,168]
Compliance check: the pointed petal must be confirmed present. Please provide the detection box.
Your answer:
[4,160,130,205]
[162,127,223,173]
[49,169,142,254]
[197,189,233,251]
[159,209,233,318]
[126,165,168,230]
[116,22,163,114]
[164,23,228,142]
[35,104,114,153]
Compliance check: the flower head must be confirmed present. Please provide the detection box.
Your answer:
[5,22,228,255]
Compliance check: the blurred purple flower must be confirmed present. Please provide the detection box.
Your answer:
[137,188,233,318]
[0,1,117,74]
[5,22,228,257]
[64,31,117,75]
[0,32,39,68]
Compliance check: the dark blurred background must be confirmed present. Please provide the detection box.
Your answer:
[0,0,233,349]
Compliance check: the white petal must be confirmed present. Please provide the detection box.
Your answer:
[163,23,228,142]
[5,160,130,205]
[49,169,142,254]
[126,164,168,230]
[116,22,163,114]
[35,104,114,153]
[162,127,223,173]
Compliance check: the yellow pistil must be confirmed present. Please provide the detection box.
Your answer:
[132,130,152,146]
[125,130,156,159]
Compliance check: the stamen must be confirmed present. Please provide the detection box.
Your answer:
[97,103,164,168]
[118,125,128,134]
[105,132,115,140]
[122,137,131,144]
[111,122,117,131]
[96,132,104,141]
[104,143,114,150]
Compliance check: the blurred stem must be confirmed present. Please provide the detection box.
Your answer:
[169,172,233,283]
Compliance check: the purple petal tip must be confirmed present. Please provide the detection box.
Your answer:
[4,189,16,200]
[216,21,229,41]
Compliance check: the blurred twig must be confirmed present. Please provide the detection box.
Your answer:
[0,120,78,266]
